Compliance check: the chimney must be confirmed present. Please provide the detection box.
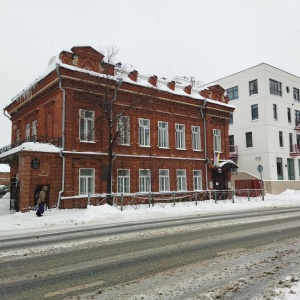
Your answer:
[167,81,176,91]
[184,85,192,95]
[199,89,211,99]
[59,51,74,66]
[148,75,158,87]
[128,70,138,82]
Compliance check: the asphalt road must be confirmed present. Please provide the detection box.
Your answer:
[0,207,300,300]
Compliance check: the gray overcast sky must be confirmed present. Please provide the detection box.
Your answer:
[1,0,300,150]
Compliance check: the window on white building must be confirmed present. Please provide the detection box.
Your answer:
[293,88,299,102]
[176,170,187,191]
[79,168,95,194]
[213,129,221,152]
[289,133,293,153]
[176,124,185,149]
[158,121,169,148]
[227,86,239,101]
[246,132,253,148]
[117,115,130,145]
[273,104,278,120]
[249,79,258,95]
[270,79,282,96]
[229,114,233,125]
[287,108,291,123]
[117,169,130,193]
[251,104,259,120]
[287,158,295,180]
[295,110,300,128]
[80,109,95,142]
[139,118,150,146]
[279,131,283,147]
[192,126,201,150]
[193,170,202,191]
[159,169,170,192]
[276,158,283,180]
[139,169,151,192]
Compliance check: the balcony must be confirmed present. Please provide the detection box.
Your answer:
[295,120,300,130]
[229,145,238,160]
[0,135,62,155]
[290,144,300,156]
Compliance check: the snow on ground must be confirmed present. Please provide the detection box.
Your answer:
[0,190,300,299]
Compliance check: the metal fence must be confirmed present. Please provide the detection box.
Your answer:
[60,189,264,210]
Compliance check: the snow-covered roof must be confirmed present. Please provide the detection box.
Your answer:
[8,49,235,110]
[0,142,61,159]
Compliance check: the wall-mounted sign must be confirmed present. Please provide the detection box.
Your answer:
[257,164,263,173]
[31,159,40,169]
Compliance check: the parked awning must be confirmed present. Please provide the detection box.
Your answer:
[218,160,238,169]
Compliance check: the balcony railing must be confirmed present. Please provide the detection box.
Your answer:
[229,145,238,160]
[295,120,300,130]
[0,135,62,155]
[290,144,300,156]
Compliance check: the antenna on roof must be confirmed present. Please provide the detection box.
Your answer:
[115,62,122,68]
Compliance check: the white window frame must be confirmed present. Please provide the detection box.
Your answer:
[139,169,151,192]
[139,118,150,147]
[25,123,30,140]
[213,129,221,152]
[192,126,201,150]
[158,121,169,148]
[193,170,202,191]
[32,120,38,137]
[251,104,259,120]
[16,129,20,143]
[117,169,130,193]
[246,132,253,148]
[176,124,185,149]
[79,168,95,195]
[270,79,282,96]
[117,115,130,145]
[79,109,95,142]
[176,169,187,191]
[159,169,170,192]
[227,86,239,101]
[229,114,233,125]
[249,79,258,95]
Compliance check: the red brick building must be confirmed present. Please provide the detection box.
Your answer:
[0,46,236,212]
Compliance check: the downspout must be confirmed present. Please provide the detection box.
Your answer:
[56,64,65,209]
[200,99,208,190]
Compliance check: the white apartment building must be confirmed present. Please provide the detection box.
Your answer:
[204,63,300,194]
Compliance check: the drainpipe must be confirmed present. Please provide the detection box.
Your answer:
[200,99,208,190]
[56,64,65,209]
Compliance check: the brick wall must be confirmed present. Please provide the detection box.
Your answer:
[17,151,62,212]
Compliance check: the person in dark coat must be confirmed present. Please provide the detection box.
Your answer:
[36,186,48,217]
